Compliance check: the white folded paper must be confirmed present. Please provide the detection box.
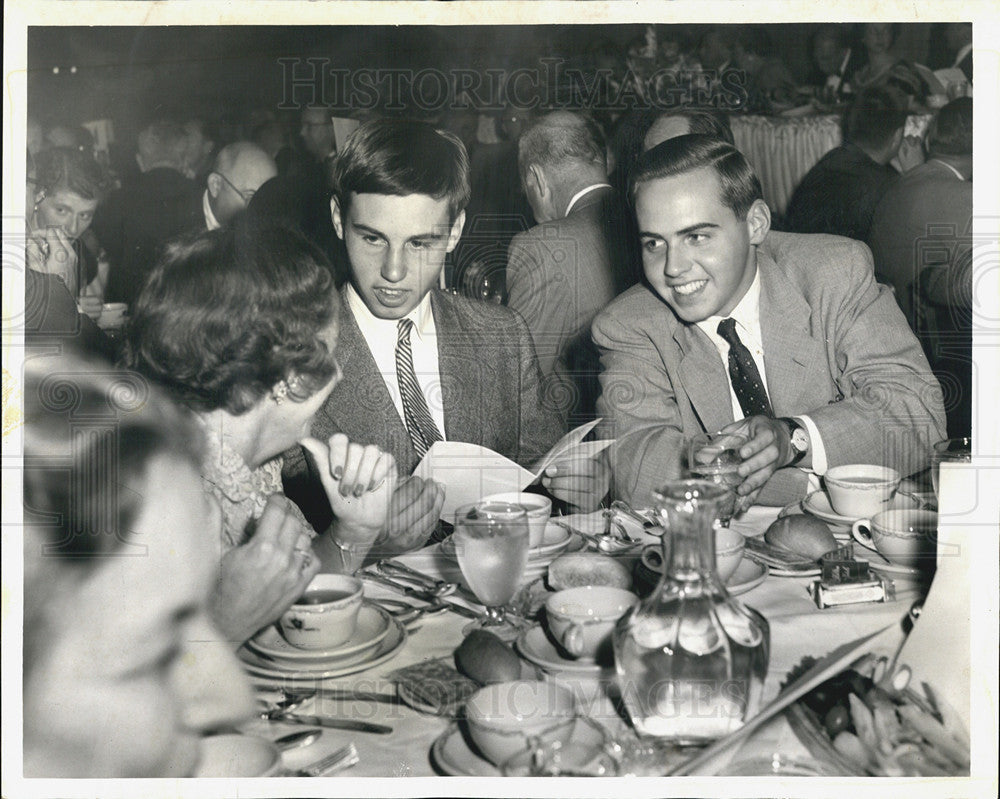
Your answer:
[411,418,614,520]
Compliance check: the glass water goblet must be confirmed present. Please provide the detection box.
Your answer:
[453,501,530,640]
[687,430,749,526]
[931,437,972,500]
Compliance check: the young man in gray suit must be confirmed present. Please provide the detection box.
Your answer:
[284,118,608,553]
[594,134,946,509]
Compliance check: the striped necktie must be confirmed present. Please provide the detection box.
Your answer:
[396,318,443,458]
[717,317,773,418]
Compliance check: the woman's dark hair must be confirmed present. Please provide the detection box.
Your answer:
[22,352,202,671]
[33,146,109,202]
[124,220,340,415]
[332,118,470,222]
[633,133,763,219]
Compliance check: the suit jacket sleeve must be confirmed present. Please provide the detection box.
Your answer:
[593,303,687,507]
[508,306,565,466]
[806,243,946,477]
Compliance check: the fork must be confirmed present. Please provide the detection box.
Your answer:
[295,743,359,777]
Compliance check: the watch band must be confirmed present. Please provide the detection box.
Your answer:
[777,417,808,466]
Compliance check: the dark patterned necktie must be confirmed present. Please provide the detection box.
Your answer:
[396,318,443,457]
[717,317,773,418]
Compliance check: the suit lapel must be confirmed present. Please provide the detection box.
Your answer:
[757,244,827,415]
[432,291,483,447]
[673,323,735,434]
[322,295,417,472]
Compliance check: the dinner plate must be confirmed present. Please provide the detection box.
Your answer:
[239,615,406,685]
[802,490,919,527]
[246,603,391,666]
[440,521,572,563]
[194,734,280,777]
[431,717,606,776]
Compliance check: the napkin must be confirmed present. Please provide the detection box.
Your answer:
[413,419,614,520]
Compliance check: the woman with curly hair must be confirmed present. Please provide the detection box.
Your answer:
[125,220,396,644]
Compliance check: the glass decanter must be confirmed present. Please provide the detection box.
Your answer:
[613,479,769,744]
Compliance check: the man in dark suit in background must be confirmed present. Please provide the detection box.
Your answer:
[93,120,201,306]
[283,118,609,553]
[506,111,630,425]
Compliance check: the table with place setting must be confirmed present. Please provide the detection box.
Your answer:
[218,460,969,781]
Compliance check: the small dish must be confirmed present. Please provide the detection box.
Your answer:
[194,734,280,777]
[515,625,606,679]
[440,521,572,563]
[803,489,918,527]
[635,551,769,594]
[431,716,607,777]
[247,603,391,666]
[239,615,406,685]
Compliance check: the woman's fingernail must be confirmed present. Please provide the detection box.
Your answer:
[332,466,343,480]
[340,483,351,497]
[354,484,365,498]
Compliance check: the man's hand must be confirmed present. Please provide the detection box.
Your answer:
[720,416,795,510]
[209,494,319,645]
[26,227,78,296]
[373,476,445,556]
[77,293,103,321]
[541,452,610,513]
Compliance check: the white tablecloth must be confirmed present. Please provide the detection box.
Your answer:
[249,506,925,778]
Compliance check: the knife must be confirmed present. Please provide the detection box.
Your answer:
[362,572,481,619]
[277,712,393,735]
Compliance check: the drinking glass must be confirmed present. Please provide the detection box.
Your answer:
[687,430,749,526]
[931,437,972,499]
[453,501,530,639]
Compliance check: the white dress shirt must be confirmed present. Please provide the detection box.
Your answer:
[202,190,221,231]
[346,285,447,438]
[695,269,828,476]
[563,183,612,217]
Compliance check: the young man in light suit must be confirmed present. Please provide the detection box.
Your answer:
[594,134,945,509]
[284,118,608,552]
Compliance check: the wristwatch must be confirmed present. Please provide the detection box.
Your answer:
[777,417,809,466]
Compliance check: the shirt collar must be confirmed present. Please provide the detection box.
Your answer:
[954,43,972,68]
[202,190,221,231]
[564,183,612,217]
[695,266,762,344]
[346,283,435,340]
[929,158,965,181]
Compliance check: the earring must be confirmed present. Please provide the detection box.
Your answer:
[271,381,289,404]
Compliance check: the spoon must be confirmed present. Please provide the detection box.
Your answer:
[274,728,322,751]
[377,561,457,597]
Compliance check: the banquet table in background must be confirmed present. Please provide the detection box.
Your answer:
[730,114,843,219]
[245,506,929,778]
[730,112,932,219]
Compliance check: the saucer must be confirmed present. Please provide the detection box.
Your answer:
[239,615,406,685]
[431,717,606,776]
[849,537,931,579]
[194,734,279,777]
[802,490,918,527]
[441,521,573,562]
[727,557,770,593]
[246,603,391,666]
[515,625,606,679]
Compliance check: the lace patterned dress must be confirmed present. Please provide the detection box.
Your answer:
[199,424,313,550]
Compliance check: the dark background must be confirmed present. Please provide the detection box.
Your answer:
[28,23,947,141]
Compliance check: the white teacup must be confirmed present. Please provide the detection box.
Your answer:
[98,302,128,330]
[481,491,552,548]
[465,680,576,767]
[545,586,637,661]
[278,573,363,649]
[825,464,900,519]
[852,509,938,569]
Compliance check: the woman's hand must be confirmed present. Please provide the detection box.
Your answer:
[77,293,103,321]
[300,434,397,543]
[541,451,610,513]
[372,476,445,557]
[26,227,78,296]
[209,494,319,645]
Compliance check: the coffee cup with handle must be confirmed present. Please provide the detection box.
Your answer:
[852,509,938,569]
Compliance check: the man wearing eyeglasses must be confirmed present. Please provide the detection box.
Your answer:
[203,142,277,230]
